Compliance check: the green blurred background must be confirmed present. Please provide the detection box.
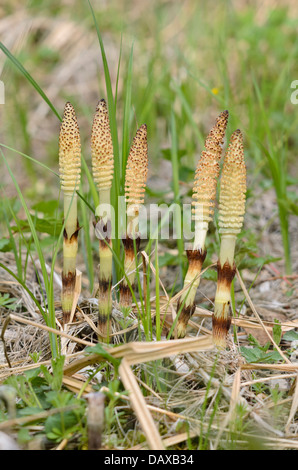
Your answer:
[0,0,298,278]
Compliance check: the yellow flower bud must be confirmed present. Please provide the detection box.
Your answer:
[125,124,148,209]
[218,129,246,235]
[91,99,114,192]
[192,110,229,246]
[59,102,81,194]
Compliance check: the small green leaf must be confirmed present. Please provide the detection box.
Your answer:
[18,427,31,444]
[0,238,12,252]
[24,367,41,382]
[31,200,59,216]
[283,330,298,342]
[45,413,78,442]
[11,217,62,236]
[40,356,65,392]
[85,344,121,370]
[240,346,263,363]
[18,407,43,417]
[241,346,283,364]
[272,319,282,346]
[158,252,182,268]
[161,148,186,161]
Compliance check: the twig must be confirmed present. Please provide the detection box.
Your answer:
[119,358,164,450]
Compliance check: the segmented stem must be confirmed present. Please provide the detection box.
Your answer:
[59,102,81,325]
[91,99,114,341]
[120,124,148,307]
[175,111,229,338]
[212,129,246,348]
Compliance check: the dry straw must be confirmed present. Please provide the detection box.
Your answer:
[59,102,81,326]
[212,129,246,348]
[91,99,114,340]
[119,124,148,306]
[175,110,229,338]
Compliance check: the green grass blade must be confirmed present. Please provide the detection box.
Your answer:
[2,196,23,280]
[115,34,123,108]
[170,111,185,284]
[252,75,291,274]
[172,82,205,150]
[0,42,61,121]
[0,263,46,320]
[0,143,59,177]
[154,240,161,341]
[121,44,134,190]
[88,0,121,281]
[88,0,119,184]
[1,149,59,356]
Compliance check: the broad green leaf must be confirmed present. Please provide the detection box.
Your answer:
[283,330,298,342]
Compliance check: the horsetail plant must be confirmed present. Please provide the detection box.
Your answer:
[119,124,148,306]
[212,129,246,348]
[59,102,81,326]
[91,99,114,340]
[175,110,229,338]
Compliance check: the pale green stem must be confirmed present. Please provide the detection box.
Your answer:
[64,193,78,238]
[179,226,207,308]
[218,234,236,267]
[97,186,113,341]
